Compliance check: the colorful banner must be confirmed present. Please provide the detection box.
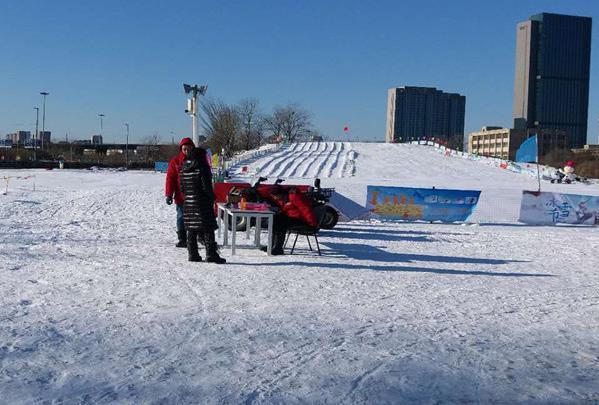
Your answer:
[519,190,599,225]
[366,186,481,222]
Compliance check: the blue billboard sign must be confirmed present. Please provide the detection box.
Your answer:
[154,161,169,173]
[366,186,481,222]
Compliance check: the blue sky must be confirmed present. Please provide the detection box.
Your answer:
[1,0,597,144]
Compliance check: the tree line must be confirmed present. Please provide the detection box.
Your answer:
[200,98,321,157]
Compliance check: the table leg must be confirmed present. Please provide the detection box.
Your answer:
[232,213,237,255]
[246,215,251,240]
[267,215,273,256]
[223,211,229,246]
[217,207,222,238]
[255,216,260,246]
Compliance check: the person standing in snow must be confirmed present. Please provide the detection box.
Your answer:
[180,148,226,263]
[165,137,195,248]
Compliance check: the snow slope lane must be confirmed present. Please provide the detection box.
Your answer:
[235,141,357,180]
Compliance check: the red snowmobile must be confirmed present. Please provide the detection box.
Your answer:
[213,177,339,231]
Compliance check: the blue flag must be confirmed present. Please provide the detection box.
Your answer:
[515,135,538,163]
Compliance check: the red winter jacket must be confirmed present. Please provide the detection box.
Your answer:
[286,191,318,227]
[256,186,318,228]
[165,137,195,205]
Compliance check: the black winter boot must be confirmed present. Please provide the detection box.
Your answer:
[187,231,202,262]
[204,231,226,264]
[176,229,187,248]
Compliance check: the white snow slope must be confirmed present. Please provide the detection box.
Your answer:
[1,142,598,404]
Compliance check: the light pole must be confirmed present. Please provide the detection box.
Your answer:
[183,84,207,146]
[33,107,39,161]
[124,123,129,169]
[40,91,49,151]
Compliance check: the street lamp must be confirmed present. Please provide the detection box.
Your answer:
[183,83,207,146]
[40,91,49,150]
[33,107,39,161]
[124,123,129,169]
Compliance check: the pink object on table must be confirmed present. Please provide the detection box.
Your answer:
[244,202,270,211]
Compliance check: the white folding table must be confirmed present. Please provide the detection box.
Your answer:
[216,203,275,255]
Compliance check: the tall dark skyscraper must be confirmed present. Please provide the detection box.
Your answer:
[386,87,466,148]
[513,13,592,149]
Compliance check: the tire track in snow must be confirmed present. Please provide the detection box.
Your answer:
[87,192,122,216]
[326,142,344,178]
[319,142,338,178]
[278,142,315,177]
[232,145,291,179]
[303,142,332,178]
[295,142,327,178]
[252,144,293,177]
[286,142,325,178]
[300,142,331,178]
[260,143,307,177]
[271,142,315,178]
[240,337,346,402]
[335,143,349,178]
[256,143,299,177]
[78,229,213,404]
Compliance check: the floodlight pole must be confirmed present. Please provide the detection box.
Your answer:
[183,84,207,147]
[192,96,199,146]
[124,123,129,169]
[33,107,39,161]
[40,91,49,151]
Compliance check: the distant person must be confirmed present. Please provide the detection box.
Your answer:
[180,148,226,263]
[165,137,195,248]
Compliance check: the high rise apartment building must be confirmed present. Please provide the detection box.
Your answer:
[513,13,592,148]
[386,87,465,148]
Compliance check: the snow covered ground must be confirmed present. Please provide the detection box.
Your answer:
[1,142,599,404]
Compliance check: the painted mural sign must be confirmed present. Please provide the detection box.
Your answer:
[366,186,481,222]
[519,190,599,225]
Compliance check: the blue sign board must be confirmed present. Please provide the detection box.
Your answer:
[155,161,169,173]
[366,186,481,222]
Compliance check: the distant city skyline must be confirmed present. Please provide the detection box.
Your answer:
[0,1,597,144]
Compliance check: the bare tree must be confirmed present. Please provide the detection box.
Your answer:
[142,131,161,163]
[201,98,240,157]
[264,104,313,143]
[236,98,264,150]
